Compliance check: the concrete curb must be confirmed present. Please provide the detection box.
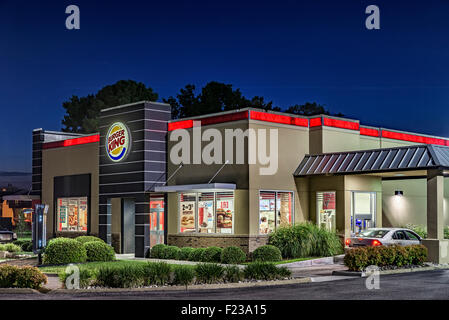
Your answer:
[280,255,345,268]
[0,288,40,294]
[333,265,449,277]
[47,277,312,295]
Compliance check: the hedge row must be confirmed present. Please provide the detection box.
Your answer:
[0,243,22,253]
[344,245,428,271]
[43,237,114,265]
[0,265,47,289]
[59,261,291,289]
[149,244,247,264]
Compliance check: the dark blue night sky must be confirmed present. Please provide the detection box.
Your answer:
[2,0,449,172]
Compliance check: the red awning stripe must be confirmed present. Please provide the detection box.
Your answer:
[42,134,100,149]
[309,117,322,127]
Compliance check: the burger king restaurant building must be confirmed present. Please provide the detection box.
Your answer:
[32,101,449,262]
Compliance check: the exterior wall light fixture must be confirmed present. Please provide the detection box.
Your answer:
[395,190,404,196]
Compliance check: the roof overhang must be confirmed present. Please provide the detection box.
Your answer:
[294,144,449,177]
[154,183,236,193]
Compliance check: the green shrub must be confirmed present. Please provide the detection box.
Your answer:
[150,244,167,259]
[42,238,87,265]
[277,266,292,278]
[195,263,225,284]
[268,222,343,259]
[0,265,47,289]
[13,240,33,251]
[59,268,93,289]
[0,265,18,288]
[15,266,48,289]
[220,246,246,264]
[22,241,33,252]
[173,265,195,287]
[344,245,428,271]
[223,266,243,283]
[83,241,115,262]
[252,245,282,262]
[179,247,195,261]
[4,243,22,253]
[162,246,181,260]
[75,236,105,244]
[244,262,288,280]
[200,246,223,263]
[142,262,172,286]
[189,248,206,262]
[96,265,144,288]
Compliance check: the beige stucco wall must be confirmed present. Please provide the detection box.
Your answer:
[41,142,99,239]
[248,121,309,235]
[382,178,449,228]
[296,175,382,239]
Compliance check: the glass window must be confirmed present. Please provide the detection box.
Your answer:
[259,192,276,234]
[259,191,294,234]
[351,192,376,234]
[216,192,234,234]
[198,192,215,233]
[317,191,336,232]
[178,192,234,234]
[277,192,293,227]
[359,229,389,238]
[57,197,88,232]
[179,193,196,233]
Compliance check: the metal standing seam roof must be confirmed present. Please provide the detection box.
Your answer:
[294,145,449,177]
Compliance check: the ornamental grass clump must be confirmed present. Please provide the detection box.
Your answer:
[195,263,225,284]
[268,222,343,258]
[173,265,195,288]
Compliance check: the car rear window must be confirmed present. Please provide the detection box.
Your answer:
[359,229,389,238]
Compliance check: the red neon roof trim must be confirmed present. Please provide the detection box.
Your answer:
[43,134,100,149]
[360,127,380,137]
[201,111,249,126]
[382,130,447,146]
[168,120,193,131]
[323,118,359,131]
[250,110,308,127]
[309,117,322,127]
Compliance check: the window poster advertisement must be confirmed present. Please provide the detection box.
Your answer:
[68,199,79,231]
[79,199,88,231]
[216,199,233,233]
[198,201,214,233]
[180,201,195,232]
[58,198,68,231]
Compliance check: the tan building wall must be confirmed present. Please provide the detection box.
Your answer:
[41,142,99,239]
[382,178,449,228]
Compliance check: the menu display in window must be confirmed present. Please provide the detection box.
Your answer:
[180,197,196,233]
[57,197,88,232]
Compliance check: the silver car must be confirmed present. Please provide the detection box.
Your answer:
[346,228,422,247]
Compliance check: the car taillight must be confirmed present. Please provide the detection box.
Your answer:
[372,240,382,246]
[345,239,351,246]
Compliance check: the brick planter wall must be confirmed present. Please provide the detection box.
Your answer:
[167,234,269,253]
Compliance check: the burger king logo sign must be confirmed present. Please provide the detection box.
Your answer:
[106,122,131,162]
